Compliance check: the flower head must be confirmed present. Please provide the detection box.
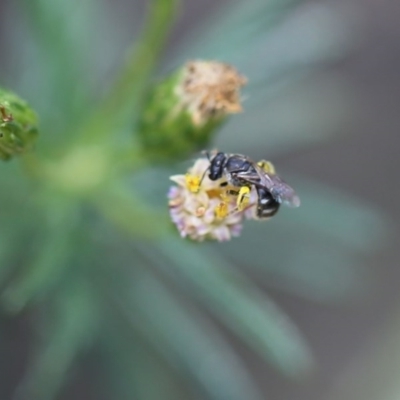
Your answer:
[138,60,246,161]
[168,157,257,242]
[176,61,247,126]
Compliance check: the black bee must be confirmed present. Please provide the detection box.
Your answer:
[202,151,300,218]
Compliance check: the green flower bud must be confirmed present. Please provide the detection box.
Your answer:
[137,60,246,161]
[0,88,39,160]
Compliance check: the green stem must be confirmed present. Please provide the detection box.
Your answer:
[79,0,179,143]
[93,184,171,240]
[113,147,148,175]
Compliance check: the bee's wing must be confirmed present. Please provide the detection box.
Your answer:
[266,174,300,208]
[252,164,301,208]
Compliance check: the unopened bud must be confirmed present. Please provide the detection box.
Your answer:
[0,88,39,160]
[138,60,246,161]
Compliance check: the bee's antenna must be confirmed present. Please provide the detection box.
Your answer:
[201,148,219,161]
[200,150,212,161]
[200,149,210,159]
[198,162,210,187]
[198,150,214,187]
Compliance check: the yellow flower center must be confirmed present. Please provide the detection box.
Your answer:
[214,202,229,219]
[185,174,201,193]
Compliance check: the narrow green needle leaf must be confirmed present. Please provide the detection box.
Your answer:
[17,0,101,131]
[103,329,189,400]
[285,178,390,253]
[80,0,179,143]
[0,231,20,285]
[14,277,99,400]
[141,239,315,378]
[106,267,265,400]
[2,206,78,312]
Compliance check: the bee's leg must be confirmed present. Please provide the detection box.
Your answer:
[220,186,252,217]
[236,186,251,211]
[223,187,250,210]
[217,186,253,217]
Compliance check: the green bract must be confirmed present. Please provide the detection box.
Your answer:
[0,88,39,160]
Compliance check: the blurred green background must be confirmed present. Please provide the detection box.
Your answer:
[0,0,399,399]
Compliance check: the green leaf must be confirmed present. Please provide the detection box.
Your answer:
[102,326,190,400]
[100,265,265,400]
[14,0,104,139]
[14,276,99,400]
[2,201,79,312]
[140,238,315,378]
[282,177,390,252]
[0,168,47,287]
[0,229,21,285]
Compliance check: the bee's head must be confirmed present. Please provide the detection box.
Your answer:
[208,151,226,180]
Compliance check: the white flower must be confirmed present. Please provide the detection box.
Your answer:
[168,158,257,242]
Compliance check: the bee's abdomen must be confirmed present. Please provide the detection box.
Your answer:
[256,187,280,219]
